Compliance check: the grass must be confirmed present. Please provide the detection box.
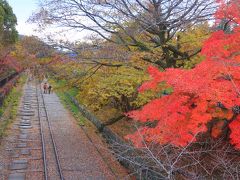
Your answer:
[0,74,27,139]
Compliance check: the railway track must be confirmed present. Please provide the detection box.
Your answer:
[6,80,65,180]
[36,81,64,180]
[5,78,121,179]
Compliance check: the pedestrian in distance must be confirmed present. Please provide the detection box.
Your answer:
[43,83,48,94]
[48,85,52,94]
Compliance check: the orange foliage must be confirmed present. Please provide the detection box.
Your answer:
[126,0,240,149]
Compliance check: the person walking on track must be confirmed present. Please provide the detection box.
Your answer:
[48,85,52,94]
[43,83,48,94]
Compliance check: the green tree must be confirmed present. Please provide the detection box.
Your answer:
[0,0,18,45]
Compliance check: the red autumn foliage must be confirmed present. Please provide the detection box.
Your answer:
[126,0,240,149]
[0,54,22,98]
[0,55,22,74]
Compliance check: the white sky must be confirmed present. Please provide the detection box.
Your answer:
[7,0,39,36]
[7,0,88,42]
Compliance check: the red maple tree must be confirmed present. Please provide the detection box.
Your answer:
[126,0,240,149]
[0,54,22,75]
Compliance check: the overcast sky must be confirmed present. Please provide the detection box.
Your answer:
[7,0,39,36]
[7,0,94,42]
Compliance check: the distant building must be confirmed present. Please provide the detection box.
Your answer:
[65,52,78,58]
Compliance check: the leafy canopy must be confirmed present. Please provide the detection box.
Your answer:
[0,0,18,45]
[127,0,240,149]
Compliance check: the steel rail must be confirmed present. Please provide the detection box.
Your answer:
[39,82,64,180]
[36,82,48,180]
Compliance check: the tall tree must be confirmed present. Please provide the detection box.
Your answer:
[30,0,216,68]
[127,0,240,149]
[0,0,18,45]
[0,0,18,73]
